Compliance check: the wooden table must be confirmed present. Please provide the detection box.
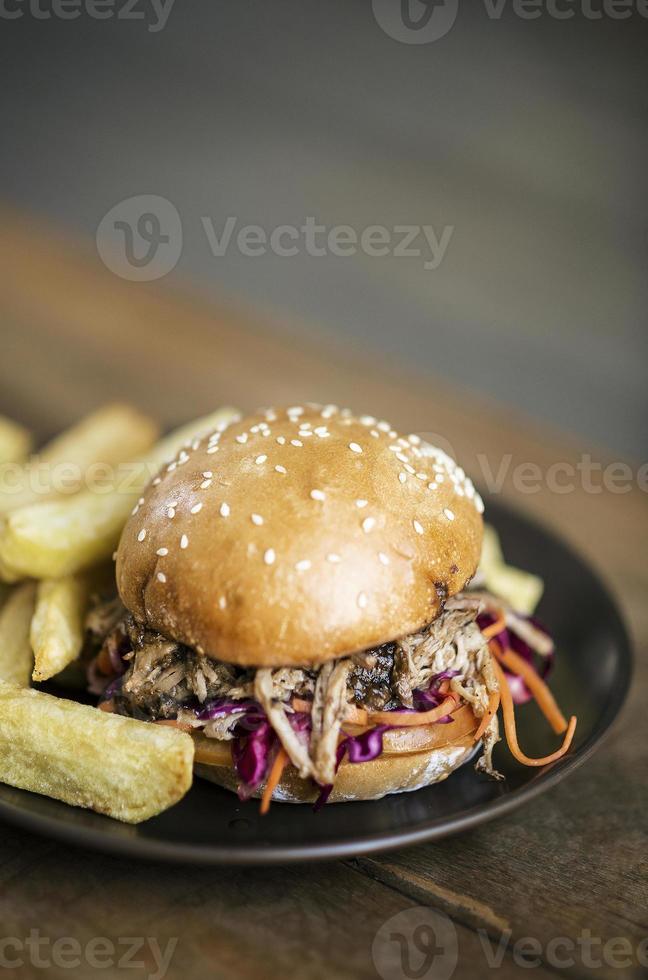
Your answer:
[0,213,646,980]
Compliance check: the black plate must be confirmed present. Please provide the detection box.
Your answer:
[0,501,632,864]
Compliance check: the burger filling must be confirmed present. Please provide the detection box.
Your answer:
[86,591,539,791]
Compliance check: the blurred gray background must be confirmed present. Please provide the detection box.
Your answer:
[0,0,646,457]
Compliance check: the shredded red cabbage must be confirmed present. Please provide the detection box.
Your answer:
[313,724,390,809]
[229,704,313,800]
[478,612,554,704]
[98,675,123,703]
[231,722,277,799]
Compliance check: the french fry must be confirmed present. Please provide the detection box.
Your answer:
[479,524,543,615]
[0,415,32,465]
[0,680,194,823]
[0,403,159,514]
[0,583,36,687]
[0,407,239,582]
[30,573,92,682]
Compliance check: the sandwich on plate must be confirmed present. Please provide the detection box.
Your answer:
[89,405,576,811]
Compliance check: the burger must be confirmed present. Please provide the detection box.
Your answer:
[89,405,576,810]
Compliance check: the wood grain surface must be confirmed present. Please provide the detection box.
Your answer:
[0,212,646,980]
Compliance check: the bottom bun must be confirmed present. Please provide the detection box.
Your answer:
[194,736,479,804]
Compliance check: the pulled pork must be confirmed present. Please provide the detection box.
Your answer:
[89,593,501,786]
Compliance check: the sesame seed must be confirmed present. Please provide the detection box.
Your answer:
[388,445,400,453]
[112,551,117,561]
[388,430,398,439]
[413,520,424,535]
[404,463,415,475]
[250,425,260,433]
[444,508,455,521]
[362,516,376,533]
[180,534,189,549]
[207,446,219,454]
[157,572,167,583]
[218,596,227,609]
[314,426,328,437]
[152,477,161,485]
[475,494,485,514]
[327,553,341,563]
[265,410,277,422]
[295,559,312,571]
[201,479,212,489]
[220,502,230,517]
[255,454,268,465]
[191,503,203,514]
[428,482,438,491]
[310,489,326,501]
[455,486,465,497]
[264,548,276,565]
[349,442,363,454]
[416,472,427,481]
[377,421,390,432]
[156,547,168,556]
[167,507,176,519]
[251,513,264,525]
[167,462,177,472]
[274,464,287,474]
[356,499,368,508]
[409,434,421,445]
[287,406,304,416]
[398,472,407,484]
[299,421,312,430]
[396,452,408,464]
[378,552,390,566]
[370,430,379,438]
[236,433,248,444]
[276,436,286,445]
[357,592,368,609]
[131,505,139,516]
[360,415,376,426]
[137,529,146,542]
[290,439,303,448]
[202,471,213,478]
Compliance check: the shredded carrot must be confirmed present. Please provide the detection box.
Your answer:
[292,698,313,714]
[480,610,506,640]
[96,647,114,675]
[260,747,289,815]
[155,719,193,733]
[492,659,576,766]
[98,699,115,713]
[489,640,568,735]
[473,690,500,741]
[345,693,460,728]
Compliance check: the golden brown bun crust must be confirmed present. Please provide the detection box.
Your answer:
[116,405,483,667]
[195,736,478,803]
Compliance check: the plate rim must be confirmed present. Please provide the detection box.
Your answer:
[0,503,633,865]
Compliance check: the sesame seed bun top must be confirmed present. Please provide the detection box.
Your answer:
[116,405,484,668]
